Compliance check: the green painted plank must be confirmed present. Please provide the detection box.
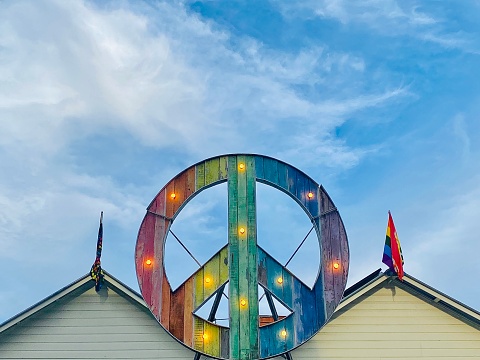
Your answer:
[246,155,259,359]
[219,156,228,180]
[236,154,249,360]
[227,155,240,359]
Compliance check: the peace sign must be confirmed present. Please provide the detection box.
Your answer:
[135,154,349,360]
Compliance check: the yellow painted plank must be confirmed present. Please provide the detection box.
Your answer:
[196,162,205,191]
[204,321,221,357]
[205,157,220,186]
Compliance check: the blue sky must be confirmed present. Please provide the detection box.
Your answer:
[1,0,480,323]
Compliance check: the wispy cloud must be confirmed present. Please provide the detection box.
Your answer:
[274,0,479,53]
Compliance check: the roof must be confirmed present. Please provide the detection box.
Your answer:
[339,269,480,329]
[0,270,146,334]
[1,268,479,335]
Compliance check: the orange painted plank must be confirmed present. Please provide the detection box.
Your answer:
[185,167,196,199]
[172,172,187,215]
[183,278,194,347]
[170,284,186,341]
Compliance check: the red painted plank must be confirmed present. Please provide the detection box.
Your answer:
[161,273,171,329]
[165,181,175,219]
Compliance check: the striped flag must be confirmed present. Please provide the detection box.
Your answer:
[90,212,104,291]
[382,211,404,280]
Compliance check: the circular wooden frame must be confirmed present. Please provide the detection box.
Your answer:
[135,154,349,359]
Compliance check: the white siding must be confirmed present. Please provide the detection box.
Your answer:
[0,282,195,359]
[291,284,480,359]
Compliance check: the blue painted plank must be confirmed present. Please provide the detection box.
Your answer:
[276,161,288,190]
[255,155,264,181]
[286,165,297,199]
[263,157,278,185]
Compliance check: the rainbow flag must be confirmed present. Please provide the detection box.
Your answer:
[382,211,404,280]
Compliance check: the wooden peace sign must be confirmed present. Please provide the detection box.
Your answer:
[135,154,349,360]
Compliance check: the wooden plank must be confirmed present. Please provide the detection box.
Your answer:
[286,165,297,198]
[330,211,344,305]
[183,278,194,347]
[165,181,175,219]
[295,170,307,209]
[150,187,167,320]
[172,172,187,215]
[204,253,220,300]
[151,215,167,320]
[196,162,205,191]
[160,274,171,330]
[220,328,230,359]
[306,181,319,218]
[276,161,288,190]
[219,156,229,180]
[263,156,278,186]
[236,154,250,360]
[219,245,229,284]
[246,155,259,359]
[193,268,204,308]
[320,187,335,319]
[339,217,349,290]
[227,155,240,360]
[185,166,196,201]
[169,284,185,341]
[193,316,205,353]
[254,155,264,180]
[205,157,220,186]
[204,321,221,357]
[136,214,155,317]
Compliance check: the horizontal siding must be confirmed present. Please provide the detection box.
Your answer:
[291,285,480,359]
[0,283,195,360]
[1,279,479,359]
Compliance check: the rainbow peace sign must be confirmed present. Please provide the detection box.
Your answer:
[136,154,349,360]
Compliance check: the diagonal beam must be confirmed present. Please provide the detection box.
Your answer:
[169,229,202,267]
[208,283,227,322]
[284,226,314,267]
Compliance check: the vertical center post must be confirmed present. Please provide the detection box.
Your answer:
[228,155,259,360]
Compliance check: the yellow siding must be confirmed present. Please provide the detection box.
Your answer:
[292,284,480,359]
